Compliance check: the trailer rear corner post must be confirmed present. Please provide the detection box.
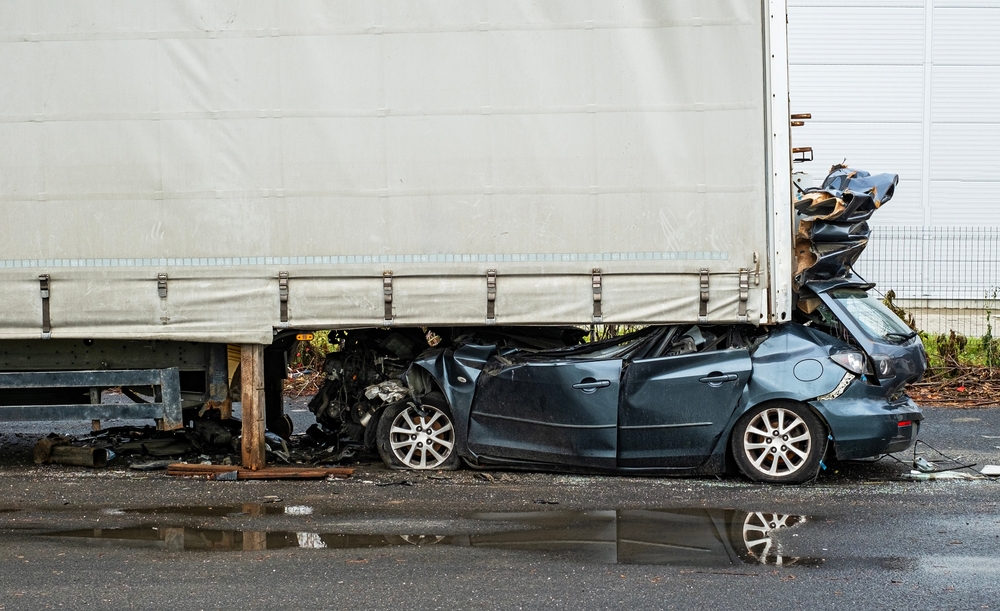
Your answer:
[240,344,266,470]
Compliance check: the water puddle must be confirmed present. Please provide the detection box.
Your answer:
[102,504,312,517]
[42,508,823,567]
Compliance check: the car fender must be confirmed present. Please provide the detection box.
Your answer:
[706,323,854,461]
[409,343,498,460]
[745,323,855,405]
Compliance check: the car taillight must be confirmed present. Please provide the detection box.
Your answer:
[898,420,913,427]
[830,351,866,375]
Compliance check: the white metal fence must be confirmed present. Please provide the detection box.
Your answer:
[853,226,1000,337]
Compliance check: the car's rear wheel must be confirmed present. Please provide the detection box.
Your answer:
[376,393,459,470]
[731,402,826,484]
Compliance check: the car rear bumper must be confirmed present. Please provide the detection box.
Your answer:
[809,380,923,461]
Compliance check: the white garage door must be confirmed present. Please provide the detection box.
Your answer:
[788,0,1000,228]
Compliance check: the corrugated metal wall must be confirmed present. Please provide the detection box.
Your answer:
[788,0,1000,228]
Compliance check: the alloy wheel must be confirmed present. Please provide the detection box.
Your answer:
[388,404,455,469]
[741,406,812,477]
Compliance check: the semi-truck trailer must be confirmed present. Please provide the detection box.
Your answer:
[0,1,925,482]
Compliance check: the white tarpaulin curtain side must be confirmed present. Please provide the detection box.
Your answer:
[0,1,776,342]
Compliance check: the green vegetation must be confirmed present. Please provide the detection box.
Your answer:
[921,331,999,369]
[289,332,338,370]
[883,290,1000,370]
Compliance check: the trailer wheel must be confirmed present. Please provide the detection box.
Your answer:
[731,401,826,484]
[376,393,459,470]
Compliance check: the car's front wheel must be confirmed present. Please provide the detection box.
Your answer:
[376,393,459,470]
[731,401,826,484]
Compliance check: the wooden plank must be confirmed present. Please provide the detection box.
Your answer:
[240,343,266,470]
[168,463,353,476]
[238,467,353,479]
[166,463,354,480]
[166,470,350,480]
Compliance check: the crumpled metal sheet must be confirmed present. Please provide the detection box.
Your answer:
[794,166,898,287]
[363,380,410,405]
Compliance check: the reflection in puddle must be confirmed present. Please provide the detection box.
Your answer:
[101,504,313,517]
[43,508,822,567]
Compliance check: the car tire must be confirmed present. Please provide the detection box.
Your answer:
[731,401,826,484]
[376,392,459,471]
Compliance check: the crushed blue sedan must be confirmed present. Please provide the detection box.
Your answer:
[307,280,925,484]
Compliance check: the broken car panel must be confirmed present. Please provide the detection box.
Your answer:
[794,166,899,287]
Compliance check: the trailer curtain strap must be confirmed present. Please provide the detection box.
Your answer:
[382,271,394,326]
[39,274,51,336]
[592,269,603,324]
[738,269,750,322]
[486,270,497,324]
[699,269,710,323]
[157,273,168,299]
[278,272,289,323]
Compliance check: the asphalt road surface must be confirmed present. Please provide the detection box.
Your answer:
[1,405,998,611]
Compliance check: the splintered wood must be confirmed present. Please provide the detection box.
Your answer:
[167,462,353,480]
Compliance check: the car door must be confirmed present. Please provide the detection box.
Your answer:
[619,349,751,468]
[468,358,621,469]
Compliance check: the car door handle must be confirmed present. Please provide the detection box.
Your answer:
[699,373,738,385]
[573,379,611,392]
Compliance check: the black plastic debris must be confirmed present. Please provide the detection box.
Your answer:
[376,479,415,487]
[28,413,355,470]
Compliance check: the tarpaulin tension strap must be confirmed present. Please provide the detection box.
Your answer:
[383,271,394,326]
[279,272,289,323]
[699,269,710,323]
[157,273,168,299]
[486,269,497,324]
[39,274,51,336]
[738,269,750,323]
[592,269,603,324]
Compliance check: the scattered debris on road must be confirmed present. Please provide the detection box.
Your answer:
[34,436,111,467]
[26,414,365,472]
[902,470,984,481]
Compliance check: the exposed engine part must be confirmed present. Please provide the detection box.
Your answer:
[308,328,433,450]
[307,326,587,448]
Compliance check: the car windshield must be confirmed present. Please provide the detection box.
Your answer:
[828,288,914,343]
